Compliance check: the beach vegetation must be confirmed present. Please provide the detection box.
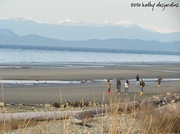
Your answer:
[0,91,180,133]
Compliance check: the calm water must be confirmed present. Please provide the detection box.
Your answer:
[0,45,180,67]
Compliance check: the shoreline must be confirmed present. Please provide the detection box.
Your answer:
[0,64,180,104]
[1,62,180,68]
[0,64,180,80]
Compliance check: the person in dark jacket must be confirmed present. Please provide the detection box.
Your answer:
[157,76,162,87]
[139,79,145,95]
[136,74,140,86]
[116,79,121,94]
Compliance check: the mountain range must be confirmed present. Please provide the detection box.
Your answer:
[0,18,180,42]
[0,28,180,52]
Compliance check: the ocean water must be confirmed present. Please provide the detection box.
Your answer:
[0,45,180,67]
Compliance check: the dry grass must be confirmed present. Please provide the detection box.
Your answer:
[135,103,180,134]
[0,119,36,133]
[0,92,180,134]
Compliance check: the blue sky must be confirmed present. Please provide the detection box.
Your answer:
[0,0,179,33]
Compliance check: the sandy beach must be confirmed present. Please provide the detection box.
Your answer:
[0,65,180,104]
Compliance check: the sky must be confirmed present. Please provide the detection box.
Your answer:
[0,0,180,33]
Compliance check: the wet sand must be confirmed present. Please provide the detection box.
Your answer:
[0,65,180,104]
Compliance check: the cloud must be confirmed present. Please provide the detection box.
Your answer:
[115,21,133,27]
[139,24,176,33]
[58,18,76,24]
[115,21,179,33]
[1,17,45,24]
[101,20,110,24]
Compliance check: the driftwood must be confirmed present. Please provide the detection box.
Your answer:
[0,93,179,124]
[0,110,80,123]
[0,102,138,124]
[0,108,108,124]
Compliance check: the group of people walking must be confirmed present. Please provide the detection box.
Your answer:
[107,75,162,95]
[107,79,130,95]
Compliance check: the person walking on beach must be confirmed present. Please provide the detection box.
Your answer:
[125,80,129,94]
[139,79,145,95]
[107,79,111,94]
[157,76,162,88]
[116,79,121,94]
[136,74,140,86]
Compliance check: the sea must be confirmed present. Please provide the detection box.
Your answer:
[1,45,180,84]
[0,45,180,68]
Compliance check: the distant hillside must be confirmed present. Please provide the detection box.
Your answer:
[0,18,180,42]
[0,29,180,52]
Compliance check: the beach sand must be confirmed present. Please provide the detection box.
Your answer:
[0,65,180,104]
